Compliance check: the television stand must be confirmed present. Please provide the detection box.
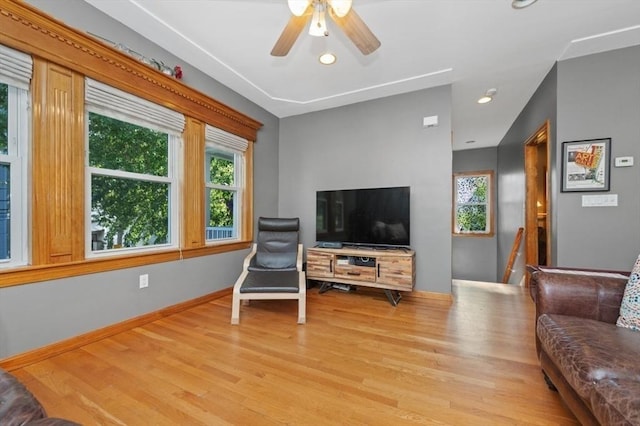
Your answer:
[307,246,415,306]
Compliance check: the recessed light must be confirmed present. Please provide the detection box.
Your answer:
[477,88,497,104]
[512,0,538,9]
[319,52,336,65]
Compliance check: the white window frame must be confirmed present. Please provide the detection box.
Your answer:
[204,146,243,243]
[453,170,494,237]
[0,83,29,268]
[85,79,184,257]
[204,125,248,244]
[0,44,32,268]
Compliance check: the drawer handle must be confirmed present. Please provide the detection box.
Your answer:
[347,271,361,276]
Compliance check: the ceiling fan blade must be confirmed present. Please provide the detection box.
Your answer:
[330,7,381,55]
[271,7,312,56]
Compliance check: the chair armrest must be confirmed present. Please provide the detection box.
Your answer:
[534,269,629,324]
[296,244,303,272]
[242,244,257,270]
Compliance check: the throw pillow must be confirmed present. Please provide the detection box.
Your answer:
[617,255,640,331]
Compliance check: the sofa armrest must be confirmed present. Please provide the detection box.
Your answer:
[534,269,629,324]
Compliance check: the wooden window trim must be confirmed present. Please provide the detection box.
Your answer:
[0,243,251,289]
[452,170,495,237]
[0,2,262,140]
[0,2,261,287]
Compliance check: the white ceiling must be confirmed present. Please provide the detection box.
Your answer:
[83,0,640,150]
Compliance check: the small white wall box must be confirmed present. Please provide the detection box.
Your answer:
[423,115,438,127]
[582,194,618,207]
[614,156,634,167]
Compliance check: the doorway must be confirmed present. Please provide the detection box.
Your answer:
[524,121,551,283]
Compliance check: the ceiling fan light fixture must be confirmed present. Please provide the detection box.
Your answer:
[319,52,336,65]
[309,5,328,37]
[288,0,311,16]
[512,0,538,9]
[328,0,352,17]
[272,0,380,57]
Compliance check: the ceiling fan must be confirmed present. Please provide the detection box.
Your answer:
[271,0,381,57]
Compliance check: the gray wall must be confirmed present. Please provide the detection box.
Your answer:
[556,45,640,270]
[278,86,453,294]
[0,254,242,357]
[496,65,558,284]
[0,0,280,358]
[495,44,640,277]
[452,147,498,282]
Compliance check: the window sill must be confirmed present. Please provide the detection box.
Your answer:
[0,240,251,288]
[452,232,495,238]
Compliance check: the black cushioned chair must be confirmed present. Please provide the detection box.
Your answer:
[231,217,306,324]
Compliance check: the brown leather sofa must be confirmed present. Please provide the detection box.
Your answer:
[0,368,80,425]
[531,267,640,426]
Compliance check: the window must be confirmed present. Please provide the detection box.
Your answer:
[0,45,31,268]
[85,79,184,254]
[205,125,248,242]
[453,170,494,236]
[1,11,261,286]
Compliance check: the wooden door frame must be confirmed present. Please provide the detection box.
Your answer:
[524,121,551,281]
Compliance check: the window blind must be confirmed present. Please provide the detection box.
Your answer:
[205,124,249,153]
[85,78,185,135]
[0,44,33,90]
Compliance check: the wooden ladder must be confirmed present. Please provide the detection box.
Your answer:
[502,227,524,284]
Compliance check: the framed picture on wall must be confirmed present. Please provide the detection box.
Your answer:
[561,138,611,192]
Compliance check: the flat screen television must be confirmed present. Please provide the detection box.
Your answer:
[316,186,410,248]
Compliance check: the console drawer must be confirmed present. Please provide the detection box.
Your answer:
[334,265,376,282]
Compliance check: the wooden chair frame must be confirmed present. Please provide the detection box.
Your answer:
[231,243,306,324]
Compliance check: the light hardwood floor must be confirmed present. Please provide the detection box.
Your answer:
[11,280,577,425]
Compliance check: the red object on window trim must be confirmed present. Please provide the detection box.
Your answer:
[174,66,183,79]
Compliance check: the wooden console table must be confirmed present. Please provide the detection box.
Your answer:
[306,246,416,306]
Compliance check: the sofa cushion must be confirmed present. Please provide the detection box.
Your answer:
[537,313,640,400]
[617,254,640,331]
[591,379,640,426]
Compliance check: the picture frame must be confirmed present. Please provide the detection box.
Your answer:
[561,138,611,192]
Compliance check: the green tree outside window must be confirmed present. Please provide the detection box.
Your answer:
[89,113,171,250]
[205,148,238,240]
[453,171,494,236]
[0,83,9,261]
[1,84,7,154]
